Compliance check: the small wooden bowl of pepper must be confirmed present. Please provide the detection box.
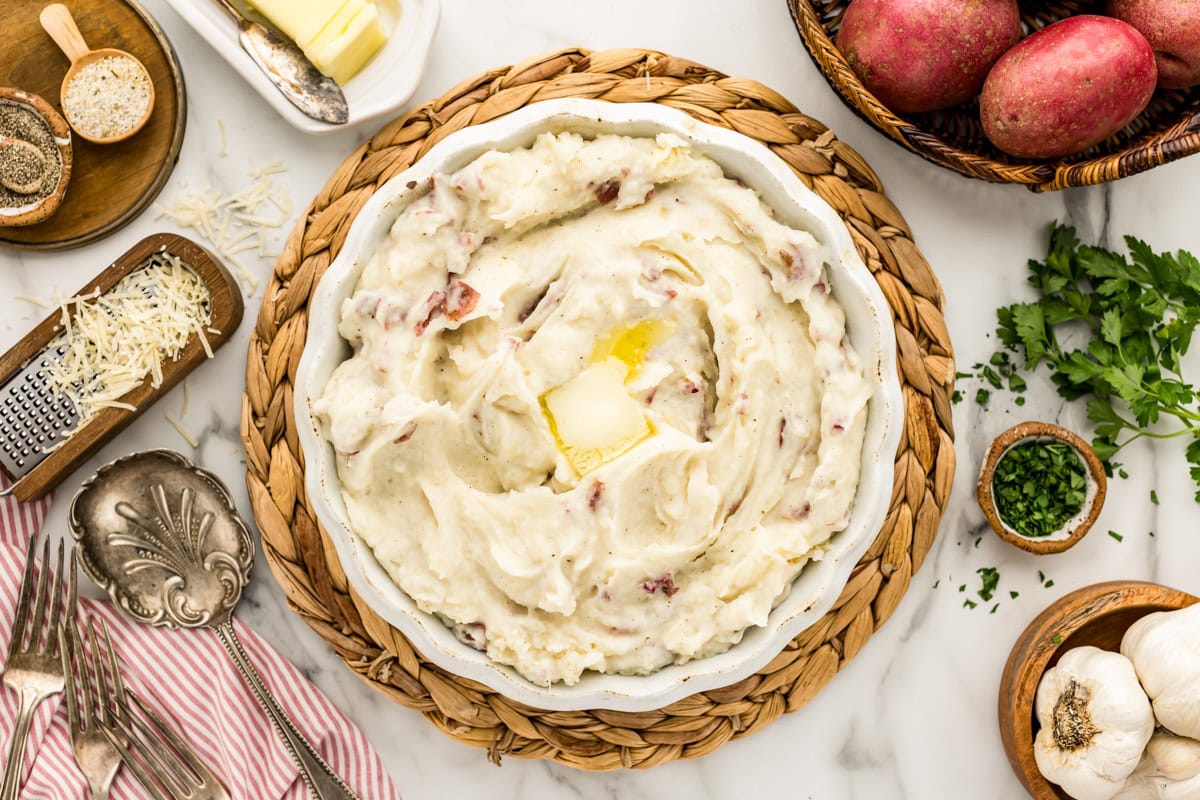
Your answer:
[977,421,1107,555]
[0,87,72,227]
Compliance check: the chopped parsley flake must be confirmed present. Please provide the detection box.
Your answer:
[977,567,1000,602]
[993,441,1087,537]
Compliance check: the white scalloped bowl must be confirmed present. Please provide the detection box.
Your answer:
[294,99,903,712]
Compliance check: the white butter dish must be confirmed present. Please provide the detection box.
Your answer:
[162,0,439,134]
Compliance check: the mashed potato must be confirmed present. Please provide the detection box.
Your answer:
[315,132,870,686]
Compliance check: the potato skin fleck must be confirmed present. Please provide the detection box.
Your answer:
[980,15,1158,159]
[836,0,1021,113]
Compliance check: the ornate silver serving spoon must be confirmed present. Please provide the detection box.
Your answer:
[69,450,358,800]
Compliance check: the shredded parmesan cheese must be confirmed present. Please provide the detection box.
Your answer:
[44,253,213,437]
[154,162,293,296]
[165,413,199,447]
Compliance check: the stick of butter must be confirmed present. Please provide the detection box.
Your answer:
[248,0,387,84]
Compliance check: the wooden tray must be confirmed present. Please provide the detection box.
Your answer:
[0,233,243,502]
[241,48,958,769]
[0,0,186,250]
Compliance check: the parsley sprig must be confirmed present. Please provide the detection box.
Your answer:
[995,224,1200,498]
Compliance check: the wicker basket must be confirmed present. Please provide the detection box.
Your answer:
[787,0,1200,191]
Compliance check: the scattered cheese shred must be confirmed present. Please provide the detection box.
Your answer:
[14,294,48,308]
[154,162,293,296]
[165,413,199,448]
[44,253,213,437]
[197,328,214,359]
[218,119,227,158]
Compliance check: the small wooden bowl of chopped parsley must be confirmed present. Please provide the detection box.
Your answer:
[978,421,1107,555]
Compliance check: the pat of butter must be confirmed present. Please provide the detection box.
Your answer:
[592,319,676,377]
[541,320,675,475]
[247,0,386,85]
[247,0,347,47]
[541,359,654,476]
[306,1,386,85]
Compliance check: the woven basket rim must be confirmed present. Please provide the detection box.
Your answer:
[787,0,1200,191]
[240,46,958,770]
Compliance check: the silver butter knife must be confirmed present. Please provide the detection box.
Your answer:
[213,0,349,125]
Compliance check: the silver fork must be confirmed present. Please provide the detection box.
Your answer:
[62,617,230,800]
[0,535,76,800]
[59,618,128,800]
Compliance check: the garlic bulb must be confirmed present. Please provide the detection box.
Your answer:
[1114,782,1162,800]
[1112,733,1200,800]
[1035,646,1155,800]
[1121,603,1200,740]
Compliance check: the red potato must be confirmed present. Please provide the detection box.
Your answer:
[1108,0,1200,89]
[836,0,1021,114]
[980,15,1158,159]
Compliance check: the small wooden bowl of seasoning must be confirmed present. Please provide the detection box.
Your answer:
[977,421,1107,555]
[0,87,71,227]
[40,4,154,145]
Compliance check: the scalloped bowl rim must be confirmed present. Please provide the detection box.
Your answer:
[293,98,904,712]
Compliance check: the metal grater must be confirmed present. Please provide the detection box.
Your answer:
[1,270,161,481]
[0,233,244,503]
[0,344,80,479]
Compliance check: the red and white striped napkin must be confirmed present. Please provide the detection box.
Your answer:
[0,491,403,799]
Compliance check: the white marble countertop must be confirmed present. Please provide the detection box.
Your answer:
[3,1,1199,797]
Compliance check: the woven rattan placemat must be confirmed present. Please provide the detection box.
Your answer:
[240,47,956,770]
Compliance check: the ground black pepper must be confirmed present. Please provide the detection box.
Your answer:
[0,100,62,211]
[2,142,45,191]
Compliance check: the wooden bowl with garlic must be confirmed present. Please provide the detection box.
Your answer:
[999,581,1200,800]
